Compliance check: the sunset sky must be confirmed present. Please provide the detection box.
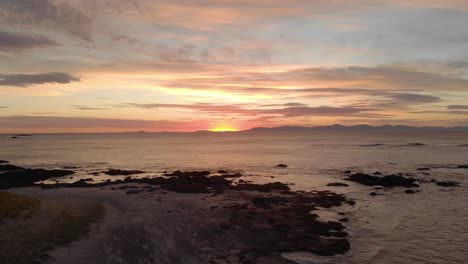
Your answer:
[1,0,468,132]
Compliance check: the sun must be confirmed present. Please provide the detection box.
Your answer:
[210,125,239,132]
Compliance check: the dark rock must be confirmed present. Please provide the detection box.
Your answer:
[369,192,377,196]
[457,165,468,169]
[435,181,460,187]
[251,196,289,209]
[417,167,431,171]
[276,164,288,168]
[63,166,80,169]
[342,170,351,174]
[0,160,8,164]
[326,182,349,187]
[103,169,145,176]
[217,170,229,174]
[339,218,349,222]
[407,143,425,146]
[164,170,211,177]
[373,171,382,175]
[404,189,416,194]
[14,134,32,137]
[219,172,242,178]
[118,185,139,190]
[359,144,385,147]
[234,182,290,192]
[347,173,419,188]
[126,189,144,194]
[0,167,75,189]
[0,164,25,171]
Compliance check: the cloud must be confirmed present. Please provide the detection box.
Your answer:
[156,65,468,95]
[0,31,57,52]
[281,66,468,91]
[0,72,80,87]
[412,110,468,115]
[448,105,468,110]
[385,93,441,103]
[72,105,109,110]
[0,116,208,132]
[117,102,386,118]
[0,0,93,41]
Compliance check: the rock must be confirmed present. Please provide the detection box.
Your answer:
[417,167,431,171]
[373,171,382,175]
[404,189,416,194]
[218,172,242,178]
[369,192,378,196]
[0,160,8,164]
[118,185,139,190]
[407,143,425,146]
[234,182,290,192]
[457,165,468,169]
[63,166,80,169]
[217,170,229,174]
[251,196,289,209]
[347,173,419,188]
[326,182,349,187]
[0,164,25,171]
[435,181,460,187]
[342,170,351,174]
[276,164,288,168]
[164,170,211,177]
[339,218,349,222]
[103,169,145,176]
[0,166,75,189]
[126,189,144,194]
[359,144,385,147]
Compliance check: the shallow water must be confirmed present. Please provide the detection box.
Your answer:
[1,131,468,263]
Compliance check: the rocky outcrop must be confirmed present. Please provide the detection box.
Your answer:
[327,182,349,187]
[435,181,460,187]
[346,173,419,188]
[0,166,75,189]
[103,169,145,176]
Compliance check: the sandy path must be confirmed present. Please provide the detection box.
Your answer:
[11,185,258,264]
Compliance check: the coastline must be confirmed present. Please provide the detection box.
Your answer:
[1,165,354,264]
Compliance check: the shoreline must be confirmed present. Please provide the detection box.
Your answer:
[1,163,354,264]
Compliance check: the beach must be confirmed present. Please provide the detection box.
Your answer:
[1,131,468,263]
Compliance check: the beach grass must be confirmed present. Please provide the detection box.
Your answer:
[0,194,105,264]
[0,191,40,220]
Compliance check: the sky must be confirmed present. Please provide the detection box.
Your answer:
[1,0,468,133]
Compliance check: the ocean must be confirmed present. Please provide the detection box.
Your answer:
[1,131,467,264]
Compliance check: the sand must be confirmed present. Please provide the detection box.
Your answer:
[3,182,351,264]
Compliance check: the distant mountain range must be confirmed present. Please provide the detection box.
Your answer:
[244,124,468,132]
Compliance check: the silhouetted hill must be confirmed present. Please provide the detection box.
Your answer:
[246,124,468,132]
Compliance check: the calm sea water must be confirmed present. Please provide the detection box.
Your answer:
[1,131,468,264]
